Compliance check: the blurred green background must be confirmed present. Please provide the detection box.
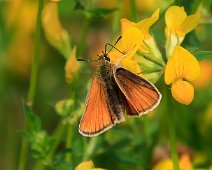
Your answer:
[0,0,212,170]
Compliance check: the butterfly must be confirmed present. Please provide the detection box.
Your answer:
[79,44,162,137]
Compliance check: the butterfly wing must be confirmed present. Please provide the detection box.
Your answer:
[79,77,114,137]
[114,68,161,116]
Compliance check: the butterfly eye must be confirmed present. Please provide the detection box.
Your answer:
[104,54,110,62]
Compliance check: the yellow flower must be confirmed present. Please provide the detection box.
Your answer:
[65,46,81,84]
[42,2,71,58]
[165,46,200,105]
[109,9,163,74]
[165,6,201,57]
[108,24,143,74]
[75,160,105,170]
[153,154,193,170]
[136,8,160,39]
[121,9,160,39]
[120,9,159,39]
[121,9,159,48]
[120,9,164,65]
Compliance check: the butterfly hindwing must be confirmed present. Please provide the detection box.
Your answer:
[114,68,161,116]
[79,77,114,137]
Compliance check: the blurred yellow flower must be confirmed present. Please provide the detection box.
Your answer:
[65,46,81,84]
[165,46,200,105]
[75,160,106,170]
[50,0,60,2]
[42,2,71,58]
[153,154,193,170]
[165,6,201,57]
[192,60,212,88]
[6,0,37,77]
[137,0,157,13]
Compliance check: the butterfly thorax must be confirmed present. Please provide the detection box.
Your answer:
[96,55,113,84]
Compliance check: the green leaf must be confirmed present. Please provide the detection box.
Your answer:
[18,131,33,141]
[186,46,199,53]
[87,7,117,19]
[31,131,55,158]
[193,51,212,61]
[74,0,84,10]
[24,103,41,132]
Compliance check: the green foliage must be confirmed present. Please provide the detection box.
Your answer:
[86,7,118,19]
[194,51,212,61]
[20,104,55,160]
[0,0,212,170]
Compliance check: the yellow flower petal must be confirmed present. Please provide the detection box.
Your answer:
[153,159,173,170]
[137,8,160,38]
[165,6,187,33]
[121,26,143,56]
[111,26,143,60]
[165,5,200,39]
[50,0,60,2]
[165,46,200,85]
[75,160,94,170]
[171,80,194,105]
[120,19,134,34]
[180,154,193,170]
[121,59,141,74]
[108,51,122,64]
[153,154,193,170]
[65,46,81,83]
[178,14,201,36]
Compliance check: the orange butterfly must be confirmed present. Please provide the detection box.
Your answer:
[79,44,161,137]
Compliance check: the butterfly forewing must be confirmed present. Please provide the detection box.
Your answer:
[79,77,114,137]
[114,68,161,116]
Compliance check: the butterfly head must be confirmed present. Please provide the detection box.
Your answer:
[103,53,110,62]
[98,51,110,62]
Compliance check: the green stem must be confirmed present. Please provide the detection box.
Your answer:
[112,0,121,35]
[130,0,138,21]
[28,0,44,106]
[18,140,28,170]
[65,125,73,162]
[166,89,180,170]
[143,116,151,146]
[18,0,44,170]
[83,137,98,161]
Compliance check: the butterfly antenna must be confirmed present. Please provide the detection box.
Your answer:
[105,43,125,55]
[105,36,123,55]
[77,58,98,62]
[114,36,122,45]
